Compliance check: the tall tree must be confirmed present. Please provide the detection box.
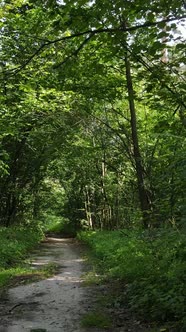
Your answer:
[0,0,185,228]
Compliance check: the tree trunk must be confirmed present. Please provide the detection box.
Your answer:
[125,52,151,228]
[84,186,93,229]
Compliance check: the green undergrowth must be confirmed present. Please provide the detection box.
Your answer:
[45,214,77,237]
[81,311,112,329]
[0,263,58,289]
[78,229,186,330]
[81,270,104,286]
[0,225,45,288]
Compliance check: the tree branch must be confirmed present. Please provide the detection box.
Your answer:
[124,44,186,109]
[53,33,94,69]
[88,112,135,167]
[2,15,185,76]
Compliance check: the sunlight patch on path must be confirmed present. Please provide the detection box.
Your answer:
[0,238,94,332]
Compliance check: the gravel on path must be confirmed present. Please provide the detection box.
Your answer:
[0,237,98,332]
[0,237,154,332]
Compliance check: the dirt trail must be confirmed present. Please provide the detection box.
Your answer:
[0,237,100,332]
[0,237,153,332]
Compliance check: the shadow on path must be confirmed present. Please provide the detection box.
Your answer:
[0,238,99,332]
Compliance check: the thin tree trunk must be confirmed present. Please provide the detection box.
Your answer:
[125,52,150,228]
[84,186,93,229]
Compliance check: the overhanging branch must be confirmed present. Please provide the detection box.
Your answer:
[53,33,94,69]
[2,15,186,76]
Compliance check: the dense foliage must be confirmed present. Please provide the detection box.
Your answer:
[0,226,43,269]
[78,230,186,329]
[0,0,185,327]
[0,225,44,287]
[0,0,185,228]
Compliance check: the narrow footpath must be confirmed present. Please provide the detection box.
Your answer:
[0,237,152,332]
[0,237,99,332]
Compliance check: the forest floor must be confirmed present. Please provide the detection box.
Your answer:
[0,237,154,332]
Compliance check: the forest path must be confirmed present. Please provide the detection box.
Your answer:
[0,237,152,332]
[0,237,102,332]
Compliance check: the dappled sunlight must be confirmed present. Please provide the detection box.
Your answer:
[48,274,84,283]
[0,237,89,332]
[44,237,74,243]
[31,261,51,266]
[64,258,85,263]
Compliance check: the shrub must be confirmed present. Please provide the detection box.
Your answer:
[0,226,44,269]
[78,229,186,327]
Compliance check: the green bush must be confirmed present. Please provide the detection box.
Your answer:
[0,226,44,269]
[78,229,186,327]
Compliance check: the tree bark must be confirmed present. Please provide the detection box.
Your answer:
[125,52,150,228]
